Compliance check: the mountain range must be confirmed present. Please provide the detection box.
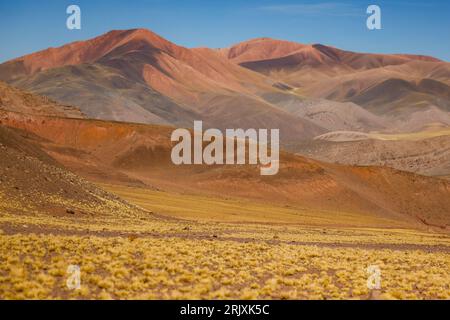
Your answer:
[0,28,449,229]
[1,28,449,143]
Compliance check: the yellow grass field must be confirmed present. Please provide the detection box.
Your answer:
[100,184,411,228]
[1,184,449,300]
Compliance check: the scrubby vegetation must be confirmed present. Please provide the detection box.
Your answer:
[0,187,449,300]
[1,233,449,300]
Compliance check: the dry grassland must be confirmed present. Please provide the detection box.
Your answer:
[0,185,449,300]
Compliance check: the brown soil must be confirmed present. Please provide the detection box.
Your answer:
[0,124,141,217]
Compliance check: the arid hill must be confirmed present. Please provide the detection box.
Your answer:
[223,38,450,130]
[1,110,449,230]
[291,132,450,179]
[0,81,84,118]
[0,29,324,141]
[223,38,441,74]
[0,32,449,231]
[0,124,143,219]
[2,29,449,136]
[0,81,147,218]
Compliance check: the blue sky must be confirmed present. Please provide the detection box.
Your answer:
[0,0,449,63]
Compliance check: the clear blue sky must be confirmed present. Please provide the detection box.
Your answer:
[0,0,449,63]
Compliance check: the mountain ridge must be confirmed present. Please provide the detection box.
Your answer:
[0,28,449,139]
